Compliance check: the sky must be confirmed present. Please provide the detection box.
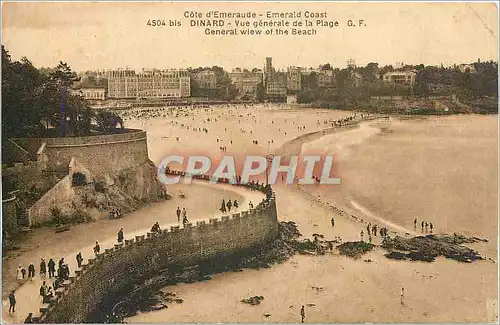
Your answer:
[1,1,498,72]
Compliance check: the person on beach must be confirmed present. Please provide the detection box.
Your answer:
[331,217,335,227]
[40,258,47,278]
[226,199,232,212]
[366,224,371,236]
[424,222,428,233]
[301,305,305,323]
[48,258,56,278]
[182,208,187,221]
[421,221,424,232]
[183,215,189,227]
[28,262,35,279]
[58,258,65,270]
[176,207,181,222]
[430,223,434,233]
[360,230,364,241]
[17,265,23,281]
[249,201,254,209]
[76,252,83,268]
[9,291,16,313]
[400,287,405,305]
[372,224,377,237]
[94,241,100,256]
[413,217,417,229]
[233,200,238,208]
[117,228,124,243]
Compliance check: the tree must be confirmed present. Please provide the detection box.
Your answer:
[94,110,124,134]
[2,45,97,139]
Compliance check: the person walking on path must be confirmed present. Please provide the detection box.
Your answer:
[413,217,417,230]
[48,258,56,278]
[76,252,83,268]
[117,228,124,243]
[372,224,377,237]
[182,208,187,221]
[430,223,434,233]
[39,281,47,301]
[94,241,100,256]
[176,207,181,222]
[28,262,35,279]
[331,217,335,227]
[360,230,364,242]
[8,290,16,313]
[40,258,47,278]
[400,287,405,306]
[421,221,424,232]
[226,199,232,212]
[366,223,371,236]
[300,305,305,323]
[220,200,226,213]
[16,265,23,281]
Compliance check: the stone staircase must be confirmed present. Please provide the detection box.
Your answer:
[17,210,30,230]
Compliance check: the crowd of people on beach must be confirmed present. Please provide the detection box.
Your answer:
[359,222,390,243]
[414,217,434,233]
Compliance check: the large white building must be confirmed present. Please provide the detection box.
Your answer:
[383,71,417,86]
[107,69,191,99]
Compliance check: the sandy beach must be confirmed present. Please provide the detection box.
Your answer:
[2,104,498,323]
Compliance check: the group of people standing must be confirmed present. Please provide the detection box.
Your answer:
[219,199,239,213]
[16,257,71,283]
[176,206,189,226]
[360,222,390,242]
[414,218,434,233]
[11,256,76,316]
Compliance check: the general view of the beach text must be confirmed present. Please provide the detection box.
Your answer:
[1,1,498,324]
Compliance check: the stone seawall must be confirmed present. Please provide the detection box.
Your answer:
[11,129,149,176]
[34,172,278,323]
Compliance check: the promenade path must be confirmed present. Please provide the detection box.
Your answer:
[2,180,264,324]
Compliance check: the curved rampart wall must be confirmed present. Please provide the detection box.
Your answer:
[11,129,149,176]
[36,172,278,323]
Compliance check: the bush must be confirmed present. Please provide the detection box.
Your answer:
[72,172,87,186]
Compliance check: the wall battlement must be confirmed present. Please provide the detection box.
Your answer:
[32,171,278,323]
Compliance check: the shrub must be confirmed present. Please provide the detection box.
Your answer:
[72,172,87,186]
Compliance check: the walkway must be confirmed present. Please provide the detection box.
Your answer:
[2,180,264,324]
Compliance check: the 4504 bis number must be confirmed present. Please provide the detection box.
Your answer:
[147,19,166,27]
